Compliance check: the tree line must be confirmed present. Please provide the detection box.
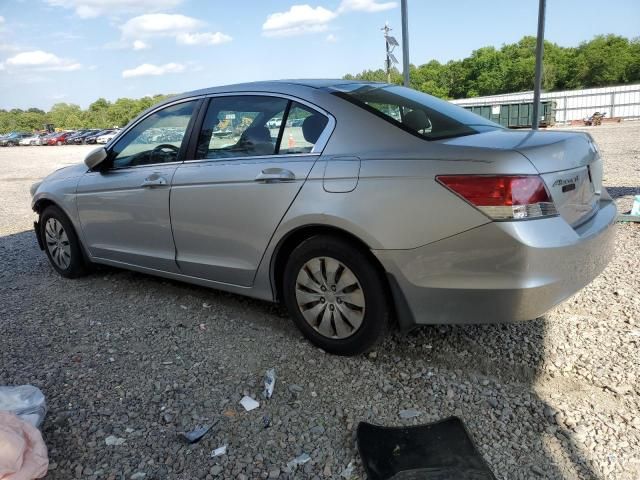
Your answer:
[344,34,640,99]
[2,34,639,133]
[0,94,172,133]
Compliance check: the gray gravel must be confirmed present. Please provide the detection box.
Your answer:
[1,124,639,479]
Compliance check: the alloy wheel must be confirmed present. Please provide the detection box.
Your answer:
[44,218,71,270]
[295,256,365,339]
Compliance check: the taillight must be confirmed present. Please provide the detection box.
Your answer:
[436,175,557,220]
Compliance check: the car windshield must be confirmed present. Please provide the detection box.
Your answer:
[329,83,503,141]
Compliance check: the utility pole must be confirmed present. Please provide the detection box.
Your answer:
[381,23,399,84]
[531,0,546,130]
[401,0,410,87]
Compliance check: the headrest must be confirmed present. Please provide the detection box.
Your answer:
[404,109,430,132]
[302,115,328,144]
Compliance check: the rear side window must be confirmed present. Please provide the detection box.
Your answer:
[196,96,288,160]
[330,83,502,141]
[195,96,330,160]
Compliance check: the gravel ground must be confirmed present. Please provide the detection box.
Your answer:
[1,124,639,480]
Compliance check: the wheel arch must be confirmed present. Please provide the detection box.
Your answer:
[270,224,396,317]
[34,198,91,264]
[33,197,57,214]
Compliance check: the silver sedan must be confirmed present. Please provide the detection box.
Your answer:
[31,80,616,355]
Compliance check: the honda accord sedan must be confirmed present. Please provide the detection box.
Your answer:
[31,80,616,355]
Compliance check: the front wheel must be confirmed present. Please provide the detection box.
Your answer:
[282,235,390,355]
[40,206,89,278]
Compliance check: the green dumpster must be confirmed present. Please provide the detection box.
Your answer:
[464,100,556,128]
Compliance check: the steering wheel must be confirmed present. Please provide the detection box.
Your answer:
[150,143,180,164]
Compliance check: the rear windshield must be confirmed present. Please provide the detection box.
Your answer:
[329,83,502,141]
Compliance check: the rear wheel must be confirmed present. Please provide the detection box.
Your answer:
[40,206,88,278]
[282,235,389,355]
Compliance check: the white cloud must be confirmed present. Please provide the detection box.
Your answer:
[120,14,231,47]
[121,13,203,39]
[122,62,185,78]
[326,33,338,43]
[262,5,336,37]
[132,40,150,50]
[176,32,232,46]
[338,0,397,13]
[263,1,396,37]
[0,16,5,24]
[44,0,184,19]
[4,50,81,71]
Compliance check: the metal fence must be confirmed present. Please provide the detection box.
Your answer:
[450,83,640,124]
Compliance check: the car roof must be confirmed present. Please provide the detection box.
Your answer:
[164,79,388,105]
[128,79,389,127]
[186,79,384,94]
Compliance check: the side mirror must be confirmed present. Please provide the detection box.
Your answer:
[84,147,107,169]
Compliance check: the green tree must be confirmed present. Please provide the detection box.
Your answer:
[343,33,640,99]
[574,34,636,86]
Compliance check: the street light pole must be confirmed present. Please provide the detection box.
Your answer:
[401,0,410,87]
[531,0,546,130]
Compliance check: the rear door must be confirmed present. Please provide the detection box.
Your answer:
[170,94,332,286]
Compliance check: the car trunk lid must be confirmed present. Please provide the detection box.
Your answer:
[513,131,602,227]
[441,129,602,227]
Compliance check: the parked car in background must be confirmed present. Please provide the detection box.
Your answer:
[1,132,31,146]
[46,131,73,146]
[30,80,617,355]
[19,134,38,146]
[84,129,114,145]
[96,129,121,144]
[39,132,57,145]
[65,130,89,144]
[74,129,101,144]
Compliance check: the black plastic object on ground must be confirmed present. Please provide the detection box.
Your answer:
[357,416,497,480]
[179,424,212,444]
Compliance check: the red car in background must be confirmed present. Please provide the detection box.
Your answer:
[47,131,73,146]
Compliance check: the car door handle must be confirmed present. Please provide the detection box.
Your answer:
[141,175,168,188]
[255,168,296,183]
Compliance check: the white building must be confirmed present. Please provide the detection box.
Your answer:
[450,83,640,123]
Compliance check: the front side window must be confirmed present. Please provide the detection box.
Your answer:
[329,83,502,141]
[110,100,197,168]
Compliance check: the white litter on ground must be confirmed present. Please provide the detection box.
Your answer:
[239,396,260,411]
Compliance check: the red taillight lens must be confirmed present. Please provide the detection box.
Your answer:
[436,175,557,220]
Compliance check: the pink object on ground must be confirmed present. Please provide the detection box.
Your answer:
[0,412,48,480]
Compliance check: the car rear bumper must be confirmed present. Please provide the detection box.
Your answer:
[374,198,617,329]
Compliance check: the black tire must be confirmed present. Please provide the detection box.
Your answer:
[40,205,89,278]
[282,235,389,355]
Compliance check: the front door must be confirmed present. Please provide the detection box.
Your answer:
[77,100,199,272]
[171,96,331,286]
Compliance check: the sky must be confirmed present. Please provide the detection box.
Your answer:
[0,0,638,110]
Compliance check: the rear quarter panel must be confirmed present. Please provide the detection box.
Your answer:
[272,91,540,250]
